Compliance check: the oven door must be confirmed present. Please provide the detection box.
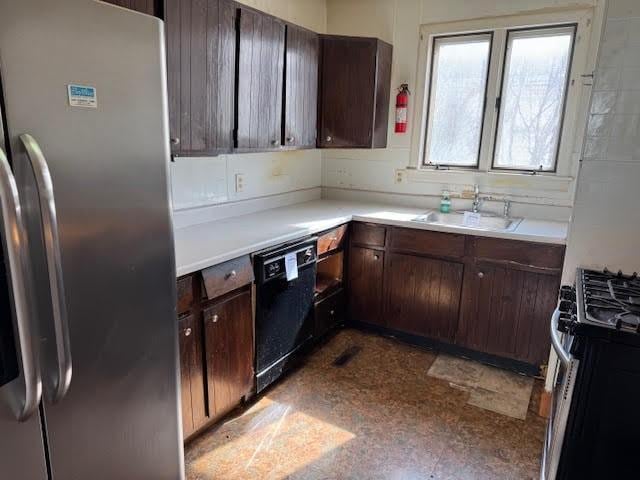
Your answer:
[541,308,579,480]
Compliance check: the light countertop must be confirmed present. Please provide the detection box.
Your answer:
[174,200,569,277]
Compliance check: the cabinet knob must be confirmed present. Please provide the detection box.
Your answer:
[226,270,237,279]
[184,327,192,337]
[478,272,485,279]
[326,136,332,142]
[373,254,380,260]
[212,314,219,323]
[330,309,335,316]
[271,140,280,146]
[170,137,180,145]
[286,137,295,143]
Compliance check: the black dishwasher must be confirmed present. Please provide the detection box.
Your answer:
[254,238,317,393]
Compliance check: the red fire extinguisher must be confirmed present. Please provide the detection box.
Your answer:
[395,84,410,133]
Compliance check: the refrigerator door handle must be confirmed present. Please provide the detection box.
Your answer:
[0,148,41,421]
[19,134,72,403]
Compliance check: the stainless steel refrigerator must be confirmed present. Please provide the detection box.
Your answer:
[0,1,184,478]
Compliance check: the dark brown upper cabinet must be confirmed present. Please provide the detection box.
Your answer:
[102,0,159,16]
[318,36,392,149]
[283,24,319,149]
[165,0,236,156]
[235,6,286,151]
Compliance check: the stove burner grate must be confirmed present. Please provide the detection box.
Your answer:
[581,269,640,333]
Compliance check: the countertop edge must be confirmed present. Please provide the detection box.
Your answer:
[175,206,566,277]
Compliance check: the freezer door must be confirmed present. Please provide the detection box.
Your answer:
[0,1,184,479]
[0,148,47,479]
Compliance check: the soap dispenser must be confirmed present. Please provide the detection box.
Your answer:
[440,191,451,213]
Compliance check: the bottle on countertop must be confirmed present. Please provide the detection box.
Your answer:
[440,191,451,213]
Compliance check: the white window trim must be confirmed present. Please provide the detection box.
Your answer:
[424,32,493,169]
[409,8,595,183]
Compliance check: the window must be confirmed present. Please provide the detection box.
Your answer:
[494,27,574,171]
[424,34,492,167]
[421,23,576,173]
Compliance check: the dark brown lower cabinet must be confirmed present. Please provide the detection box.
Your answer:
[456,262,560,365]
[315,288,345,338]
[385,253,463,342]
[348,246,384,326]
[204,289,254,420]
[347,225,564,368]
[178,313,207,438]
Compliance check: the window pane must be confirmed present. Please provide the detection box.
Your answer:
[494,27,574,171]
[425,34,491,167]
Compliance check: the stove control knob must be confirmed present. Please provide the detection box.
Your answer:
[558,313,575,334]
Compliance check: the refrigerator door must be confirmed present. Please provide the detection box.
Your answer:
[0,147,47,479]
[0,1,184,479]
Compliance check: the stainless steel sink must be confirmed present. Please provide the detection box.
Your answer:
[412,211,523,232]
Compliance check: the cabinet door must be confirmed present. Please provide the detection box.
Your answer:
[319,37,376,148]
[236,8,285,150]
[178,313,207,439]
[284,25,319,148]
[385,253,463,342]
[348,247,384,326]
[204,289,254,419]
[318,37,392,148]
[165,0,235,155]
[101,0,157,15]
[457,263,559,365]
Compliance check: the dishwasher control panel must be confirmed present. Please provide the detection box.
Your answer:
[256,240,317,283]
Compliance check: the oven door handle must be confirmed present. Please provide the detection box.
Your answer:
[550,307,572,367]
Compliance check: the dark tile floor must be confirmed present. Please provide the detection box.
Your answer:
[185,329,546,480]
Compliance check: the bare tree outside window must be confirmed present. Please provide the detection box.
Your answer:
[493,27,574,171]
[424,34,491,167]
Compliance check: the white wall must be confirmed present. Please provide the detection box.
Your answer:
[562,0,640,282]
[323,0,603,221]
[170,0,326,221]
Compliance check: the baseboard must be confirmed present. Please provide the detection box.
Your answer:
[348,320,541,377]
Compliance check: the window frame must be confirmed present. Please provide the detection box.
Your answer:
[423,31,494,169]
[410,8,593,180]
[491,24,577,174]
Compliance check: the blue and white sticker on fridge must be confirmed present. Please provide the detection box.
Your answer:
[67,84,97,108]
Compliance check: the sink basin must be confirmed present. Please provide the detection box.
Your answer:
[412,211,523,232]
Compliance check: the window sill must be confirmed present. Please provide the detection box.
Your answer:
[401,166,575,195]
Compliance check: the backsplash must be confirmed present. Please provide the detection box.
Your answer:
[170,150,322,211]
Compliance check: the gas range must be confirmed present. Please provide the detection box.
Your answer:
[556,268,640,342]
[578,269,640,332]
[543,268,640,480]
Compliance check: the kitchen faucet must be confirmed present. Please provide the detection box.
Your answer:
[503,199,512,219]
[472,184,481,213]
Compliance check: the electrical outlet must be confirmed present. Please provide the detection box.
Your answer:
[395,170,405,184]
[235,173,245,193]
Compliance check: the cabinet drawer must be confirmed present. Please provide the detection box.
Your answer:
[202,255,254,300]
[177,275,194,315]
[351,222,386,248]
[390,227,465,258]
[471,237,565,273]
[315,288,345,337]
[318,224,348,256]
